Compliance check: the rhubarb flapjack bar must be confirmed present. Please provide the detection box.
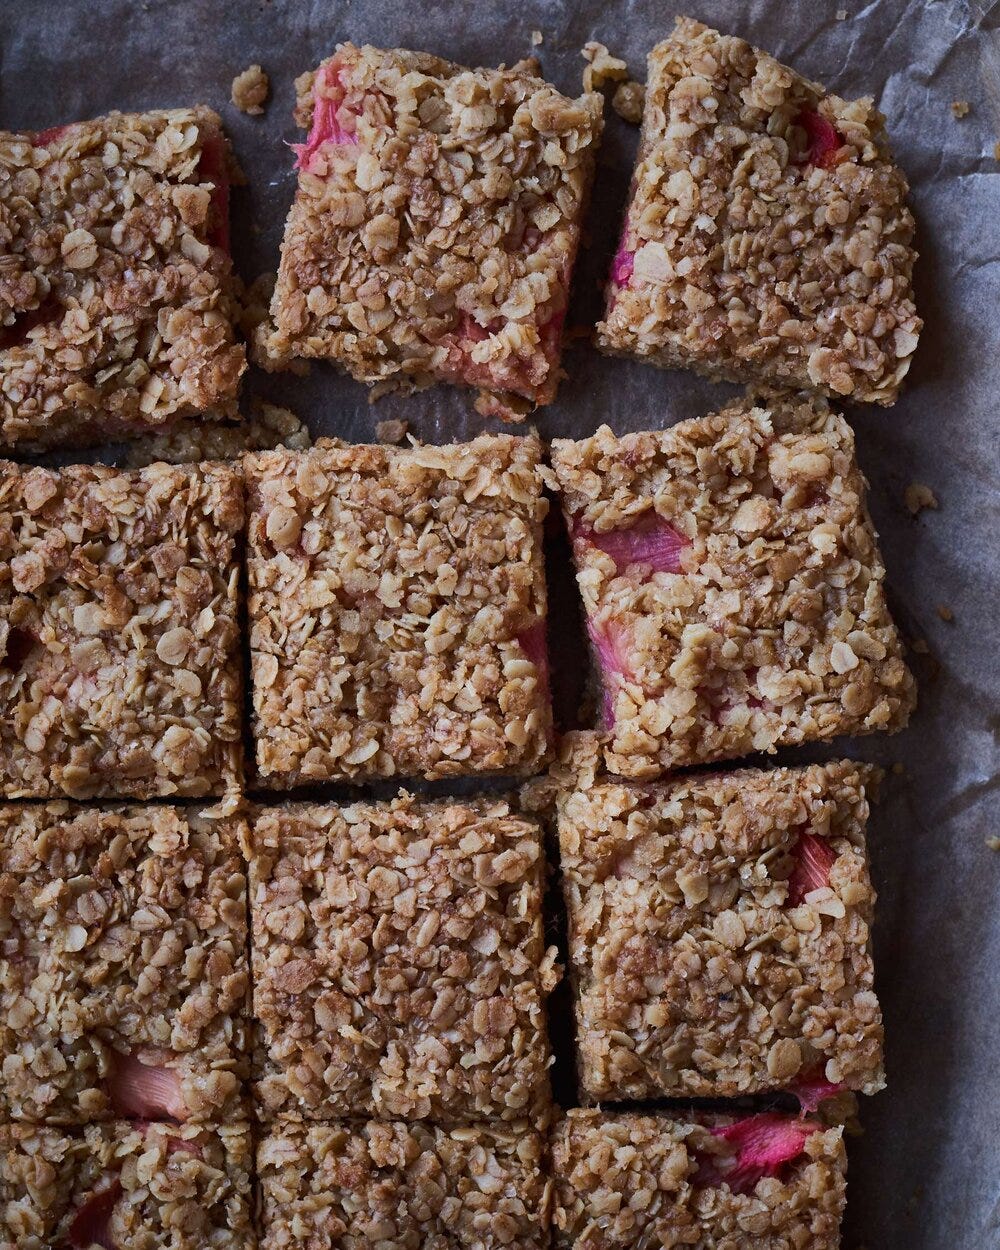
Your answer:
[0,460,244,799]
[0,804,249,1125]
[245,795,558,1123]
[549,393,915,777]
[597,17,921,405]
[257,1120,548,1249]
[0,109,245,450]
[552,1109,845,1249]
[558,761,883,1103]
[245,435,551,784]
[261,44,602,417]
[0,1121,253,1250]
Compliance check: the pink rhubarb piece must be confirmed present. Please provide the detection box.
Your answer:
[574,514,690,575]
[105,1049,188,1122]
[68,1180,121,1250]
[610,242,634,288]
[293,61,359,173]
[787,831,837,905]
[696,1113,817,1195]
[792,1064,844,1114]
[797,109,843,169]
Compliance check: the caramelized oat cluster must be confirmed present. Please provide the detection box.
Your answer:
[246,795,557,1124]
[0,1121,253,1250]
[245,434,552,784]
[552,1109,846,1249]
[0,804,249,1125]
[598,17,921,405]
[0,460,244,799]
[557,761,884,1101]
[257,1120,548,1249]
[0,109,245,450]
[549,392,915,776]
[261,44,603,415]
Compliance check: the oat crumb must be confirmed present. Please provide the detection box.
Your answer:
[987,836,1000,851]
[836,8,847,18]
[375,418,409,444]
[531,29,543,46]
[582,41,628,92]
[891,762,905,776]
[612,80,645,124]
[994,141,1000,161]
[911,638,930,655]
[936,604,954,622]
[232,64,270,115]
[904,481,939,515]
[951,99,970,119]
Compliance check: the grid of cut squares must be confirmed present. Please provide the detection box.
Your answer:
[0,108,245,451]
[244,435,552,785]
[0,803,250,1126]
[557,760,884,1103]
[245,795,557,1125]
[597,16,921,406]
[257,1119,548,1249]
[0,1121,254,1250]
[0,459,244,800]
[552,1108,846,1249]
[261,43,603,416]
[549,392,915,778]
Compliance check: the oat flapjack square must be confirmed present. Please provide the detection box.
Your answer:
[257,1120,548,1249]
[0,1121,254,1250]
[597,17,920,405]
[549,392,915,777]
[557,761,884,1103]
[261,44,602,417]
[245,435,552,785]
[0,804,249,1126]
[552,1109,846,1250]
[246,794,557,1124]
[0,109,245,450]
[0,460,244,799]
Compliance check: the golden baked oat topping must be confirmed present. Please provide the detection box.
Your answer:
[260,44,602,417]
[549,392,915,776]
[0,460,244,799]
[598,17,921,405]
[0,109,245,450]
[557,761,884,1102]
[245,794,558,1124]
[245,434,552,784]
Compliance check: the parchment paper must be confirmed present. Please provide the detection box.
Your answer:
[2,0,998,1245]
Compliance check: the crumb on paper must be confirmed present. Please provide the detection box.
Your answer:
[836,8,847,18]
[951,100,970,119]
[936,604,954,622]
[231,64,270,115]
[612,80,645,124]
[582,41,628,92]
[375,418,409,445]
[994,141,1000,161]
[531,29,543,46]
[911,638,930,655]
[904,481,939,515]
[987,837,1000,851]
[891,762,905,776]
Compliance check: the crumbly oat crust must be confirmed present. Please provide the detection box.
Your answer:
[232,64,270,115]
[244,434,552,784]
[245,794,558,1123]
[122,402,311,468]
[597,17,921,405]
[0,460,244,799]
[552,1109,846,1249]
[557,761,884,1101]
[0,109,245,450]
[258,1119,549,1249]
[0,804,249,1125]
[0,1120,253,1250]
[261,44,602,415]
[549,393,915,776]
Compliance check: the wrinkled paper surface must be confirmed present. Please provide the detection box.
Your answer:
[2,0,998,1244]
